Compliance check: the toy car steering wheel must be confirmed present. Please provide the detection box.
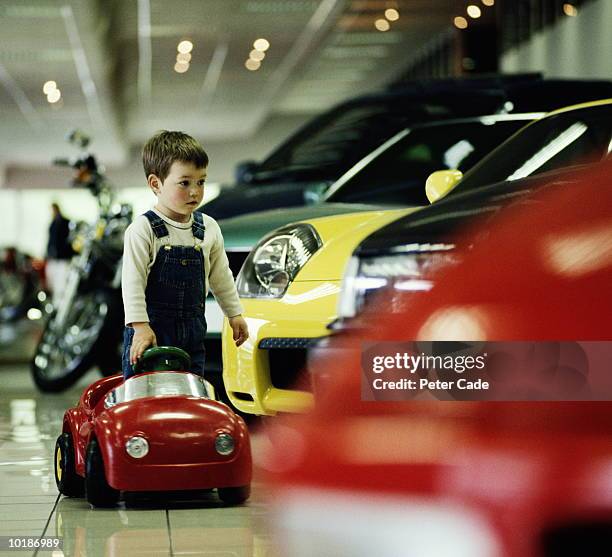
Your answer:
[133,346,192,374]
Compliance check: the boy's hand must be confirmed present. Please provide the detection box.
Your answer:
[228,315,249,347]
[130,322,157,365]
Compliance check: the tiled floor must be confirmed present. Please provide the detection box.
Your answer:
[0,331,278,557]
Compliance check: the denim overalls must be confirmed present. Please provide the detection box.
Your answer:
[122,210,207,378]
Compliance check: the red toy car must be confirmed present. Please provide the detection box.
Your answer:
[54,347,252,507]
[263,162,612,557]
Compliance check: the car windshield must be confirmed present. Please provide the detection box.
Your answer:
[324,116,536,205]
[455,104,612,193]
[104,372,210,408]
[251,94,502,184]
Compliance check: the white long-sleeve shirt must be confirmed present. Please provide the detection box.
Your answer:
[121,208,243,325]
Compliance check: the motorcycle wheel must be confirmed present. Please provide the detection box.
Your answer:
[31,288,121,392]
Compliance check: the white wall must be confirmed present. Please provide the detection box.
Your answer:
[501,0,612,79]
[0,185,220,258]
[0,189,110,258]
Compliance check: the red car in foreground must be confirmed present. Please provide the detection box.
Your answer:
[54,348,252,507]
[263,162,612,557]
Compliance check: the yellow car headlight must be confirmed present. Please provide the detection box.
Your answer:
[237,224,322,298]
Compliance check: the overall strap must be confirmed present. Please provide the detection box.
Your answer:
[143,210,169,239]
[192,211,206,240]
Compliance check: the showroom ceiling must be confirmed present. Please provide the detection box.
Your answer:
[0,0,466,167]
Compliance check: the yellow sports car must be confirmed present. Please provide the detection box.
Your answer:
[222,208,416,415]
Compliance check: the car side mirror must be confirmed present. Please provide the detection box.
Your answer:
[235,160,259,184]
[425,169,464,203]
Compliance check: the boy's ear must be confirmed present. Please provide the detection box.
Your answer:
[147,174,161,194]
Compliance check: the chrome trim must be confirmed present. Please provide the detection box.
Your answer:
[105,372,210,408]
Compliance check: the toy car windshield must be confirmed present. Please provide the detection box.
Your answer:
[104,372,210,408]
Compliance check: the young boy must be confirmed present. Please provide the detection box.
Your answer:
[121,130,248,378]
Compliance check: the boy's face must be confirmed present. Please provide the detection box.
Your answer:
[149,161,207,222]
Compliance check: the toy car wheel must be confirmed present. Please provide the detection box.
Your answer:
[55,433,84,497]
[85,437,119,507]
[217,485,250,505]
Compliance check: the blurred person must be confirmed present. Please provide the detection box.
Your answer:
[121,130,248,380]
[46,202,73,304]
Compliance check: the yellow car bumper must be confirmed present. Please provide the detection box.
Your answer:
[222,280,339,415]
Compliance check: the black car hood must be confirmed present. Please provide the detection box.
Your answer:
[200,180,326,220]
[355,166,588,256]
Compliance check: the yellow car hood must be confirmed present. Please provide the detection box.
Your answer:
[293,207,420,282]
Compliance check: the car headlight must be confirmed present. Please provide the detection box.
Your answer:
[125,436,149,459]
[215,433,235,456]
[236,224,322,298]
[337,244,458,319]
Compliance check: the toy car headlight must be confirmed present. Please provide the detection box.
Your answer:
[337,245,458,319]
[237,224,322,298]
[215,433,235,456]
[125,436,149,459]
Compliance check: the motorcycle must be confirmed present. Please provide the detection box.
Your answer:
[31,131,132,392]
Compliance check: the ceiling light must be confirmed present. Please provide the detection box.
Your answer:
[177,40,193,54]
[454,16,468,29]
[47,89,61,103]
[482,0,495,6]
[43,80,57,94]
[174,61,189,73]
[374,18,390,32]
[249,49,265,61]
[176,52,192,63]
[467,5,482,18]
[245,58,261,71]
[253,38,270,52]
[563,3,578,16]
[384,8,399,21]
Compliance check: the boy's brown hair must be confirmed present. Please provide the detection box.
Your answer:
[142,130,209,181]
